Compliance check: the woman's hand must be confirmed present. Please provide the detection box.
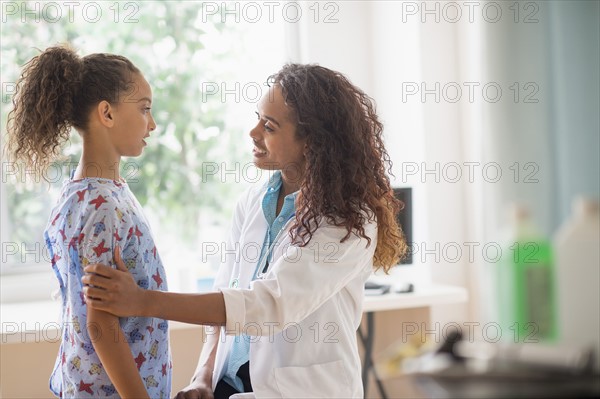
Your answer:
[82,246,146,317]
[175,374,214,399]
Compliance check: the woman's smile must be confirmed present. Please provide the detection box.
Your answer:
[253,145,267,157]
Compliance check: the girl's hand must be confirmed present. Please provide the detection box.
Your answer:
[82,246,146,317]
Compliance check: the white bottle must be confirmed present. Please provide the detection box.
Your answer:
[554,197,600,372]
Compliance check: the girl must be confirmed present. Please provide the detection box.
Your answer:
[6,46,171,398]
[82,63,406,398]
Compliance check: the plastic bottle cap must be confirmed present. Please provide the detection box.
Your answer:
[574,197,599,218]
[508,203,530,222]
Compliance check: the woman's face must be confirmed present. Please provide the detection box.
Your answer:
[250,85,306,184]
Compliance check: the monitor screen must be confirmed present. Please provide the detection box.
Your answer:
[393,187,413,264]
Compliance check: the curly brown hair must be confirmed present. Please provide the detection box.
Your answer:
[269,64,407,272]
[5,45,139,172]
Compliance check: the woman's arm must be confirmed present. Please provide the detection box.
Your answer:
[82,250,226,325]
[87,307,149,398]
[84,220,375,330]
[145,290,226,325]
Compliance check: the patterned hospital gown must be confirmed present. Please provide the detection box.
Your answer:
[45,177,171,398]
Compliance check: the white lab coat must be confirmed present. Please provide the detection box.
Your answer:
[211,185,376,398]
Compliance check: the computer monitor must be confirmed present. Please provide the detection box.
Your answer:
[393,187,413,264]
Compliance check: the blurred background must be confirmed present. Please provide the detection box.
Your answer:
[1,1,599,397]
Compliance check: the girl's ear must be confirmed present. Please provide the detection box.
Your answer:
[97,101,114,128]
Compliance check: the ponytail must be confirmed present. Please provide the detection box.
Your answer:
[6,45,140,172]
[6,46,82,172]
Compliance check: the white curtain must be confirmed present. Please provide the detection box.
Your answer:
[477,0,599,323]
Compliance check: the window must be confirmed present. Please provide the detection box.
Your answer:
[1,1,287,299]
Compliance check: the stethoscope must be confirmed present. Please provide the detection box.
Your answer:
[229,215,296,288]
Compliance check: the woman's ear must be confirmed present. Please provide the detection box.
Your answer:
[96,101,114,128]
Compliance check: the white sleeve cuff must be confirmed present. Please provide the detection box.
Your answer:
[219,287,247,336]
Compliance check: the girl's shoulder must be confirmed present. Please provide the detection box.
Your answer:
[59,177,129,206]
[48,178,136,229]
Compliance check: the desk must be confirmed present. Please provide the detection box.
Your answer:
[359,285,468,398]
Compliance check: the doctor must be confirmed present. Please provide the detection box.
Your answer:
[82,63,406,398]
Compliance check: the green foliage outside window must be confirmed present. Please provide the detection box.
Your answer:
[1,1,285,274]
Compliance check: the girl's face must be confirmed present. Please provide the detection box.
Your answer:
[109,73,156,157]
[250,85,306,184]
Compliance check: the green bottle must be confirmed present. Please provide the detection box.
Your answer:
[497,204,557,343]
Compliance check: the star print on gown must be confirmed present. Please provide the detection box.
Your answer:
[76,189,86,202]
[78,380,94,395]
[89,194,107,210]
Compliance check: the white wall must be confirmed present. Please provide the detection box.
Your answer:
[370,2,432,290]
[292,1,374,92]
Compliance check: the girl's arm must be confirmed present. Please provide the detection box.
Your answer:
[82,251,226,325]
[87,307,149,398]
